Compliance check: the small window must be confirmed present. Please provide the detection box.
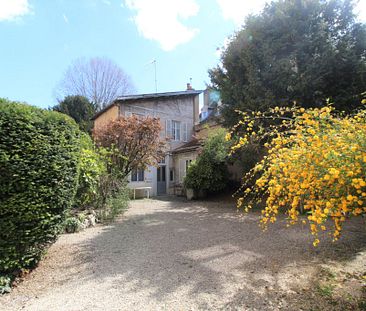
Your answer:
[131,169,144,182]
[170,169,174,181]
[158,157,165,164]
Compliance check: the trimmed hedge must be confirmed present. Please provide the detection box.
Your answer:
[0,99,81,273]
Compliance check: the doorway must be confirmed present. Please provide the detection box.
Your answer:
[157,166,166,195]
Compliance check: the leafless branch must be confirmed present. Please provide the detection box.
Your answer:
[55,57,136,111]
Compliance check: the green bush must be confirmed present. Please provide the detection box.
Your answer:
[74,133,106,209]
[0,99,81,274]
[95,173,129,222]
[63,217,82,233]
[0,275,11,294]
[184,129,230,192]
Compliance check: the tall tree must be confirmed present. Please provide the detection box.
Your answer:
[93,115,166,178]
[56,57,135,111]
[209,0,366,127]
[53,95,95,133]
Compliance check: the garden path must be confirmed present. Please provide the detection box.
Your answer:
[1,196,365,310]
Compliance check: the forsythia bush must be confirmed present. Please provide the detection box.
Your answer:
[229,103,366,245]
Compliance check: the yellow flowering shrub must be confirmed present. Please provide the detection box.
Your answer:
[230,104,366,246]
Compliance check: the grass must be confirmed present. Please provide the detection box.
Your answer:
[317,284,335,297]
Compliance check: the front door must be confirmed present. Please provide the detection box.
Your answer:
[157,166,166,195]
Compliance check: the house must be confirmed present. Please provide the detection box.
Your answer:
[92,84,203,197]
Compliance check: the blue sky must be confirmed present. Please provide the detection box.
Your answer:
[0,0,365,109]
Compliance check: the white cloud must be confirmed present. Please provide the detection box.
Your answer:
[355,0,366,22]
[0,0,31,22]
[216,0,266,26]
[125,0,199,51]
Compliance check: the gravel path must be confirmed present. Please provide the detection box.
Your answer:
[1,197,365,311]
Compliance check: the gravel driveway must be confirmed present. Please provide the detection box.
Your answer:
[1,197,365,311]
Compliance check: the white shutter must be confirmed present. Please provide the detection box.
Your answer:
[166,120,172,138]
[183,123,188,142]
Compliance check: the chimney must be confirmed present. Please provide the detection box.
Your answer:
[186,83,193,90]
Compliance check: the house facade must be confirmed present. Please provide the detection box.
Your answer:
[93,86,203,197]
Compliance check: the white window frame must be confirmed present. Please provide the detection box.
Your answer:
[131,168,145,182]
[172,120,181,141]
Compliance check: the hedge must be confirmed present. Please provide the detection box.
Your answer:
[0,99,81,273]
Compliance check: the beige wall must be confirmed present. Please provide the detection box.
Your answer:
[195,119,222,140]
[93,105,119,132]
[92,94,201,197]
[122,96,198,152]
[169,150,198,195]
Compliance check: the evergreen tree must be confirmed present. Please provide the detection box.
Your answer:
[210,0,366,126]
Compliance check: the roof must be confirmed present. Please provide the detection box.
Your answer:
[92,89,203,120]
[172,138,202,155]
[116,90,203,101]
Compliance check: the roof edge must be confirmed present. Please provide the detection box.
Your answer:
[92,89,203,121]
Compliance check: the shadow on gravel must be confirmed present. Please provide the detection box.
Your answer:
[79,197,366,309]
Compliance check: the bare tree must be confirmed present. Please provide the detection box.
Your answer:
[56,57,135,111]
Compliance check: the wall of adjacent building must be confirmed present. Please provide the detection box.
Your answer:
[93,105,119,131]
[121,96,198,151]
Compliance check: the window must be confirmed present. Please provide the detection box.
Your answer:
[170,169,174,181]
[166,120,188,141]
[185,159,192,171]
[172,120,181,141]
[131,169,144,182]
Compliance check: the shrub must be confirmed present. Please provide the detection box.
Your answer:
[184,129,230,192]
[93,115,165,178]
[0,275,11,294]
[63,217,82,233]
[74,133,106,209]
[0,99,81,273]
[95,173,129,222]
[231,103,366,245]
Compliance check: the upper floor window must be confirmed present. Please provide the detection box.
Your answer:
[172,120,181,141]
[166,120,188,142]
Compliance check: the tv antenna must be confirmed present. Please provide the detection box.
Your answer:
[144,59,158,93]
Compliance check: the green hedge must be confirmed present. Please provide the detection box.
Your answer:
[184,129,230,192]
[0,99,81,273]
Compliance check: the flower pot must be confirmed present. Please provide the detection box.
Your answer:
[186,188,195,200]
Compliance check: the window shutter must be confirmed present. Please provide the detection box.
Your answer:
[166,120,172,138]
[183,123,188,142]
